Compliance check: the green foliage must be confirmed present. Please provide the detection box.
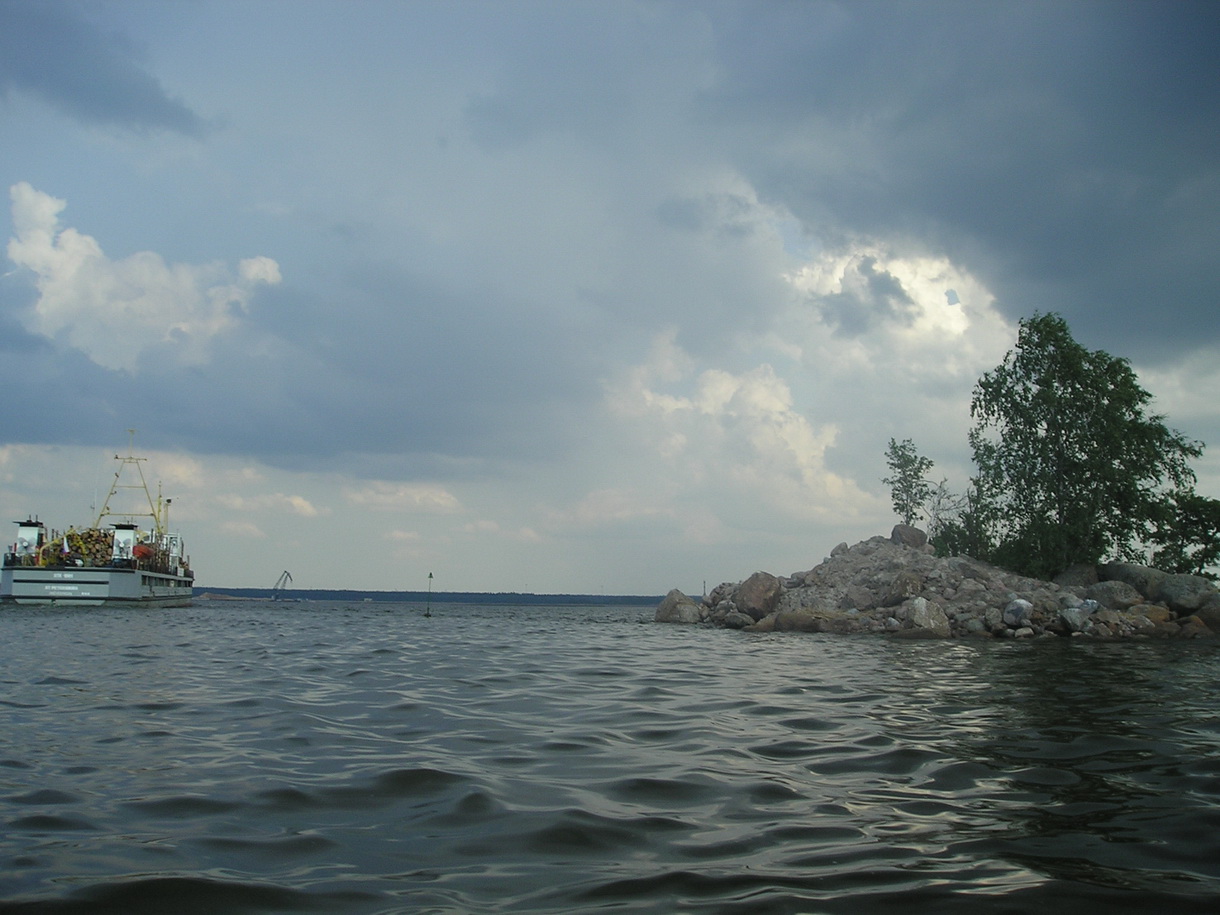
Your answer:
[924,478,961,549]
[927,483,994,559]
[966,313,1202,579]
[882,438,934,525]
[1150,490,1220,579]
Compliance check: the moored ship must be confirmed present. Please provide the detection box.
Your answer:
[1,441,194,607]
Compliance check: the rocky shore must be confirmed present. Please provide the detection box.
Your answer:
[656,525,1220,639]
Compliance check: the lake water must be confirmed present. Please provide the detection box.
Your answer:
[2,600,1219,914]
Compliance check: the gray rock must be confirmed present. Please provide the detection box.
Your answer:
[777,587,837,615]
[1003,599,1033,628]
[1059,606,1093,633]
[1176,615,1214,638]
[904,597,950,637]
[882,570,925,607]
[772,610,821,632]
[655,589,703,624]
[735,571,785,621]
[890,524,928,549]
[1099,563,1167,600]
[721,611,755,630]
[1151,573,1217,615]
[1195,599,1220,634]
[984,606,1005,631]
[838,584,877,611]
[1088,583,1141,612]
[1054,563,1099,587]
[817,615,865,634]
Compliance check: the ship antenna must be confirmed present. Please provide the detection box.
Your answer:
[93,429,160,533]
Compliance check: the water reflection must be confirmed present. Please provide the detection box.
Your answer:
[873,639,1220,890]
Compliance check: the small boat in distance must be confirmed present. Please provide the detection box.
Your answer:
[1,436,194,607]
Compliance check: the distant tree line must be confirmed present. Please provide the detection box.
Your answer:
[883,313,1220,580]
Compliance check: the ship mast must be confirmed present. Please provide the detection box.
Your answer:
[93,429,166,535]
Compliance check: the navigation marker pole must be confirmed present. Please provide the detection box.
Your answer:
[425,572,432,618]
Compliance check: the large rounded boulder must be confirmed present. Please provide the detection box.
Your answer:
[655,589,703,624]
[734,571,784,621]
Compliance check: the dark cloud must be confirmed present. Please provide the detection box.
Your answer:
[462,1,704,151]
[463,9,636,150]
[0,0,205,135]
[81,264,600,473]
[817,255,916,337]
[702,0,1220,358]
[655,192,768,239]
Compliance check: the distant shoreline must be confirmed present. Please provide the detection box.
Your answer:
[196,588,661,606]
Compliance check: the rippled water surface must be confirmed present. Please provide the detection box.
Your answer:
[2,600,1219,913]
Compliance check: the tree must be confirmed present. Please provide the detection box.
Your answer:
[930,483,998,560]
[924,479,992,558]
[882,438,934,526]
[967,312,1202,579]
[1149,490,1220,579]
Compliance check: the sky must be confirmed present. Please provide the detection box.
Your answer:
[2,0,1218,594]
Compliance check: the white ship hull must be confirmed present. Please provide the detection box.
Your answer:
[1,565,193,607]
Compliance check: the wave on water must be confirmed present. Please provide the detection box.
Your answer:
[1,601,1219,913]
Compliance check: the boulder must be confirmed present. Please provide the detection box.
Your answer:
[1136,604,1175,624]
[1003,599,1033,628]
[984,606,1006,631]
[963,617,989,636]
[746,614,776,633]
[1085,579,1144,610]
[777,587,837,615]
[1151,573,1217,615]
[1194,597,1220,634]
[890,524,928,549]
[817,615,866,634]
[1059,606,1094,633]
[881,570,925,607]
[1054,563,1099,587]
[902,597,950,638]
[721,611,755,630]
[772,609,822,632]
[1176,615,1214,639]
[1099,563,1167,600]
[655,589,703,624]
[838,584,877,611]
[735,571,784,621]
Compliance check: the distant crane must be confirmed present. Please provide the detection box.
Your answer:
[272,570,293,600]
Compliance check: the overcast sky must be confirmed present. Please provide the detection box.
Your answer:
[2,0,1218,594]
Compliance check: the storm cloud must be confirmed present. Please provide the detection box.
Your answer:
[1,0,1216,592]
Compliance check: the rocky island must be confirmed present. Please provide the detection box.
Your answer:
[657,525,1219,639]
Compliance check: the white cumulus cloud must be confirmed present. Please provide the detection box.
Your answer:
[607,332,871,523]
[343,481,462,513]
[6,182,281,372]
[215,492,320,517]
